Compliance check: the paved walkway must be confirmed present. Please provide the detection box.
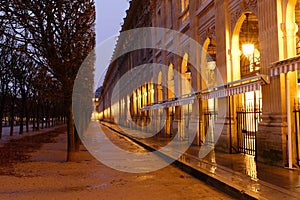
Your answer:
[102,122,300,200]
[0,124,65,149]
[2,122,299,199]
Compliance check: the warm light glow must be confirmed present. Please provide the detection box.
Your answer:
[185,71,191,80]
[181,0,189,12]
[242,43,255,56]
[208,61,216,71]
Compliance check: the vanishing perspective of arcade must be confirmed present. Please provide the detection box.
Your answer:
[98,0,300,168]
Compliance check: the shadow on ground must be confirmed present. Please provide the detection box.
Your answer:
[0,126,66,175]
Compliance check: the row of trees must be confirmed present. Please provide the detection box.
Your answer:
[0,41,66,137]
[0,0,96,159]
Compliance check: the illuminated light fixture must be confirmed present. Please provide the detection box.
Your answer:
[207,37,216,71]
[242,13,255,56]
[242,43,255,56]
[185,67,192,80]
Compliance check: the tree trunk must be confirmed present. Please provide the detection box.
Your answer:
[0,115,2,139]
[74,125,81,152]
[0,104,4,139]
[9,102,14,136]
[25,114,29,132]
[66,102,81,161]
[25,100,30,132]
[36,101,40,131]
[19,112,23,135]
[41,104,44,129]
[67,103,75,161]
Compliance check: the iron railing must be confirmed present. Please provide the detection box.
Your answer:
[293,101,300,165]
[236,106,261,157]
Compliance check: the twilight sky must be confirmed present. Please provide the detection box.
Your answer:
[94,0,130,89]
[96,0,130,44]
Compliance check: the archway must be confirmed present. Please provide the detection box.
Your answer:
[181,53,190,95]
[286,0,298,57]
[179,53,191,140]
[168,63,175,99]
[157,71,163,101]
[232,12,261,157]
[157,71,163,134]
[166,63,175,137]
[201,37,218,146]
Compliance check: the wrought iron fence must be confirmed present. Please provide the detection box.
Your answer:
[236,105,261,157]
[293,101,300,165]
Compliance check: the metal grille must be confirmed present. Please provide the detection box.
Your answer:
[240,56,260,78]
[236,106,261,157]
[293,102,300,165]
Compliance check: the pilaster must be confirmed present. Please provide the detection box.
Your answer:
[257,0,286,166]
[214,0,231,153]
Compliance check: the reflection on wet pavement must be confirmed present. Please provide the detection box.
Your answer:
[244,155,257,180]
[102,122,300,196]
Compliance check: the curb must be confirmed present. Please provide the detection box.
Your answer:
[102,122,258,199]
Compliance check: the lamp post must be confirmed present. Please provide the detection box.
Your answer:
[207,37,216,71]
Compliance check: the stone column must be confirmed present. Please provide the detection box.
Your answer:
[283,20,298,165]
[188,0,201,145]
[257,0,286,166]
[214,0,231,153]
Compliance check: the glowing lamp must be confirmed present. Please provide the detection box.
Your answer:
[242,43,255,56]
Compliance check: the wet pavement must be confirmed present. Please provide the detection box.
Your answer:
[0,123,235,200]
[101,121,300,200]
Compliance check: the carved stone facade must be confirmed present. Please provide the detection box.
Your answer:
[99,0,300,168]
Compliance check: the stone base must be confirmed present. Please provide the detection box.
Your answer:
[188,118,200,145]
[215,133,230,153]
[214,120,230,153]
[257,122,287,167]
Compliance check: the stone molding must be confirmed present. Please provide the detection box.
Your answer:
[230,0,258,31]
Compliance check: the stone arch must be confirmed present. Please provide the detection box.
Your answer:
[286,0,299,57]
[201,38,210,85]
[230,0,258,32]
[157,71,163,101]
[181,53,189,74]
[232,14,246,81]
[232,12,260,81]
[202,37,218,113]
[168,63,175,99]
[181,53,190,95]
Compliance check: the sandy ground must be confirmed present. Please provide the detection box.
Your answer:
[0,126,233,200]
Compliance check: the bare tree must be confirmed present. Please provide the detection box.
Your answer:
[1,0,96,158]
[0,38,15,138]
